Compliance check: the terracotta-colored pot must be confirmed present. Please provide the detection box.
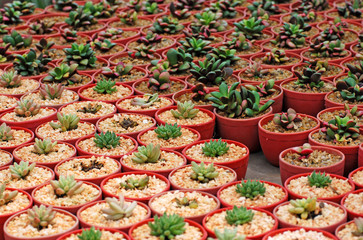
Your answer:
[155,106,215,140]
[279,145,346,183]
[309,128,359,176]
[341,188,363,220]
[0,188,33,240]
[273,200,347,233]
[4,208,79,240]
[300,49,352,65]
[217,180,288,212]
[203,207,278,239]
[168,164,237,195]
[0,149,13,168]
[54,155,121,186]
[40,72,94,93]
[32,181,102,215]
[92,66,148,86]
[137,126,201,153]
[285,172,355,203]
[292,62,346,82]
[148,190,220,224]
[250,51,303,70]
[109,52,162,68]
[132,78,188,98]
[182,139,249,180]
[35,120,96,146]
[262,227,338,240]
[56,228,130,240]
[348,166,363,189]
[172,89,214,112]
[116,95,174,117]
[0,127,34,153]
[335,220,356,240]
[13,141,77,170]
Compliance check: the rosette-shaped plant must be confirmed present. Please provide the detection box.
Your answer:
[165,48,193,74]
[29,20,55,35]
[27,205,56,229]
[65,7,97,29]
[192,11,228,32]
[271,23,306,48]
[247,0,281,17]
[77,103,102,114]
[0,123,13,141]
[132,143,161,164]
[154,123,182,140]
[202,139,229,157]
[131,93,159,108]
[0,5,23,24]
[138,31,162,45]
[185,25,215,42]
[175,197,198,209]
[180,37,212,58]
[43,63,81,86]
[225,33,251,51]
[262,49,290,64]
[0,184,18,206]
[245,61,269,78]
[191,83,211,102]
[102,194,137,220]
[64,43,97,70]
[190,161,219,183]
[171,101,199,119]
[143,2,160,15]
[0,70,21,88]
[295,67,324,89]
[245,79,276,98]
[2,30,32,50]
[101,63,133,81]
[341,104,363,118]
[148,213,186,239]
[5,1,35,16]
[117,117,138,130]
[98,28,124,41]
[10,161,35,179]
[120,176,149,190]
[0,43,11,63]
[90,38,116,52]
[347,61,363,83]
[77,227,102,240]
[94,131,120,149]
[297,0,329,12]
[128,45,156,59]
[206,0,239,19]
[289,12,312,31]
[273,108,303,130]
[93,79,117,94]
[225,206,254,225]
[50,113,80,132]
[169,3,191,20]
[60,28,78,43]
[150,16,184,34]
[317,23,344,42]
[291,143,314,160]
[39,84,65,100]
[148,69,171,91]
[213,228,246,240]
[208,47,241,67]
[190,58,233,86]
[321,116,360,142]
[14,99,40,117]
[236,180,266,199]
[308,171,332,188]
[83,1,117,19]
[50,175,84,197]
[33,138,57,155]
[289,198,319,220]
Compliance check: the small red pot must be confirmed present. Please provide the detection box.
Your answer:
[155,106,215,140]
[250,51,303,70]
[126,36,176,55]
[4,208,79,240]
[100,171,170,204]
[262,227,338,240]
[148,190,220,224]
[203,207,278,239]
[116,95,174,117]
[109,52,162,68]
[300,49,352,65]
[0,150,13,168]
[292,62,346,82]
[317,106,363,128]
[40,72,94,93]
[94,28,141,46]
[32,181,102,215]
[132,78,187,98]
[309,128,359,176]
[92,66,148,86]
[35,120,96,146]
[0,188,33,240]
[0,79,39,99]
[172,89,214,112]
[54,156,121,186]
[0,95,18,116]
[26,13,69,28]
[285,172,355,203]
[279,145,346,184]
[348,167,363,189]
[273,200,347,233]
[20,90,79,110]
[56,228,130,240]
[359,143,363,167]
[324,91,363,109]
[75,57,110,75]
[217,180,288,212]
[13,141,77,170]
[137,126,201,153]
[341,188,363,220]
[0,127,34,153]
[59,22,107,37]
[182,139,249,180]
[335,220,356,240]
[238,68,295,86]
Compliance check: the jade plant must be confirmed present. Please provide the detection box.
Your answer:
[235,180,266,199]
[131,93,160,108]
[321,116,360,142]
[33,138,57,155]
[2,30,32,50]
[225,206,254,225]
[54,0,79,12]
[337,0,362,19]
[211,228,246,240]
[310,39,348,58]
[335,73,363,102]
[50,113,80,132]
[165,48,193,74]
[10,161,36,179]
[247,0,281,17]
[43,63,81,86]
[50,175,84,197]
[192,11,228,32]
[148,213,186,239]
[288,197,320,220]
[154,123,182,140]
[271,23,306,49]
[202,139,229,157]
[102,194,137,220]
[262,49,290,64]
[77,103,102,114]
[295,67,324,89]
[273,108,303,130]
[65,7,97,29]
[190,161,219,183]
[94,131,120,149]
[0,123,14,141]
[131,143,161,164]
[77,227,102,240]
[0,184,18,206]
[150,16,184,34]
[308,171,332,188]
[27,205,56,230]
[0,70,21,88]
[39,84,65,100]
[64,43,97,70]
[171,101,199,119]
[180,37,213,58]
[208,47,241,67]
[191,83,211,102]
[148,69,171,91]
[120,176,149,190]
[245,79,277,98]
[190,58,233,86]
[14,99,40,117]
[245,62,269,78]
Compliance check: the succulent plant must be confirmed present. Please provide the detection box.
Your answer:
[352,217,363,237]
[235,180,266,200]
[180,37,212,58]
[77,103,102,114]
[120,176,149,190]
[35,38,55,58]
[347,60,363,82]
[93,79,117,94]
[262,49,290,64]
[138,31,162,46]
[101,63,133,82]
[295,67,324,89]
[206,0,239,19]
[185,25,216,42]
[0,70,21,88]
[149,213,186,239]
[247,0,281,17]
[308,171,332,188]
[271,23,306,49]
[131,93,160,108]
[340,104,363,118]
[14,99,40,117]
[0,123,13,141]
[190,161,219,183]
[10,161,35,179]
[53,0,78,12]
[245,79,276,98]
[289,12,312,31]
[174,197,198,209]
[148,69,171,91]
[128,45,156,59]
[244,61,269,78]
[61,28,78,43]
[0,43,11,63]
[43,63,81,86]
[225,33,251,51]
[83,1,117,19]
[225,206,254,226]
[337,0,362,19]
[39,83,65,100]
[321,116,360,142]
[90,38,116,52]
[171,101,199,119]
[5,1,35,16]
[164,48,193,74]
[64,43,97,70]
[27,205,56,229]
[0,183,18,206]
[297,0,329,12]
[291,143,314,160]
[29,20,55,35]
[118,10,138,26]
[118,117,139,130]
[14,49,51,76]
[94,131,120,149]
[191,83,211,102]
[317,22,344,42]
[150,16,184,34]
[98,28,124,41]
[310,39,348,58]
[202,139,229,157]
[33,138,57,155]
[143,2,160,15]
[307,60,328,73]
[273,108,303,130]
[50,175,84,197]
[169,3,191,20]
[0,5,23,24]
[2,30,32,50]
[212,228,246,240]
[50,113,80,132]
[192,11,228,32]
[289,198,319,220]
[65,7,97,29]
[77,227,102,240]
[102,194,137,220]
[132,143,161,164]
[207,47,241,67]
[126,0,143,12]
[154,123,182,140]
[335,73,363,102]
[175,0,204,10]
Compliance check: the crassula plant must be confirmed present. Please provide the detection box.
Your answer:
[273,108,302,130]
[294,67,324,89]
[13,49,51,76]
[43,63,81,86]
[101,63,133,81]
[335,73,363,102]
[225,33,251,52]
[148,69,171,92]
[190,161,219,183]
[150,16,184,34]
[321,116,360,142]
[65,7,97,29]
[154,123,182,140]
[138,31,162,45]
[235,180,266,199]
[271,23,306,49]
[2,30,32,50]
[118,10,138,26]
[208,47,241,67]
[5,1,35,16]
[94,131,120,149]
[0,5,23,25]
[233,18,266,40]
[93,79,117,94]
[262,49,290,64]
[90,38,116,52]
[128,45,156,59]
[180,37,213,58]
[192,11,228,32]
[131,143,161,164]
[317,22,344,42]
[245,79,277,98]
[309,39,348,58]
[60,28,78,43]
[64,43,97,70]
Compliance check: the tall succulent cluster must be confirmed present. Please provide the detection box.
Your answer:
[120,176,149,190]
[273,108,303,130]
[295,67,324,89]
[27,205,56,230]
[308,171,332,188]
[50,175,84,197]
[0,184,18,206]
[14,99,40,117]
[14,49,51,76]
[148,69,171,91]
[245,79,276,98]
[0,123,13,141]
[131,143,161,164]
[262,49,290,64]
[154,123,182,140]
[236,180,266,199]
[288,198,319,220]
[190,161,219,183]
[2,30,32,50]
[94,131,120,149]
[150,16,184,34]
[202,139,229,157]
[321,116,360,142]
[171,101,199,119]
[33,138,57,155]
[64,43,97,70]
[0,70,21,88]
[10,161,35,179]
[192,11,228,32]
[271,23,306,49]
[50,113,80,132]
[180,37,212,58]
[148,213,186,239]
[102,194,137,220]
[225,206,254,226]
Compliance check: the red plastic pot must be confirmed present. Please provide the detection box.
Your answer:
[172,89,213,112]
[126,36,176,55]
[203,207,278,239]
[101,171,170,204]
[251,51,303,70]
[132,78,187,98]
[262,227,338,240]
[292,62,346,82]
[317,106,363,128]
[273,200,347,233]
[129,218,207,240]
[13,141,77,170]
[217,180,288,212]
[59,22,107,37]
[32,181,102,215]
[0,126,34,153]
[341,189,363,220]
[109,52,162,68]
[168,164,237,195]
[324,91,363,109]
[40,72,94,93]
[74,57,110,75]
[359,143,363,167]
[0,164,54,194]
[137,126,201,153]
[348,167,363,189]
[148,190,220,224]
[0,79,39,99]
[182,139,249,180]
[56,228,130,240]
[0,150,13,168]
[155,106,215,140]
[5,62,57,82]
[4,208,79,240]
[12,24,60,40]
[92,66,148,86]
[0,95,18,116]
[300,49,352,65]
[309,128,359,176]
[238,68,295,86]
[116,95,174,117]
[284,172,355,203]
[54,156,121,186]
[35,120,96,146]
[0,188,32,240]
[20,90,79,110]
[279,145,346,184]
[26,13,69,28]
[335,220,356,240]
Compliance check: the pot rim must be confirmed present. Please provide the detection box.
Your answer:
[0,188,33,218]
[348,166,363,189]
